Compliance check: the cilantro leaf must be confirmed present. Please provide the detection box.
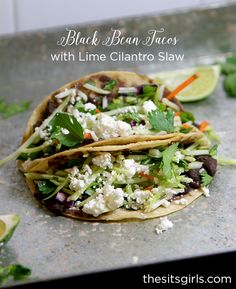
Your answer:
[224,73,236,97]
[209,144,218,157]
[161,143,179,179]
[50,112,84,147]
[37,180,56,195]
[74,101,86,112]
[118,111,142,124]
[221,62,236,75]
[103,79,117,90]
[138,85,157,98]
[200,171,213,187]
[0,264,31,284]
[0,100,31,119]
[148,108,174,133]
[179,111,195,123]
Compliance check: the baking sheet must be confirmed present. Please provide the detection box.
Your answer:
[0,2,236,286]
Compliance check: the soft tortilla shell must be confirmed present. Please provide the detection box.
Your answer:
[22,71,154,143]
[26,177,203,221]
[23,132,202,172]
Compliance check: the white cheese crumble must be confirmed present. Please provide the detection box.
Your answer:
[69,166,93,192]
[142,100,157,114]
[127,189,150,210]
[84,102,96,111]
[123,159,149,177]
[35,127,50,140]
[202,187,210,197]
[174,198,189,205]
[132,256,139,265]
[92,153,113,169]
[93,114,132,139]
[61,128,70,135]
[155,217,173,235]
[82,185,124,217]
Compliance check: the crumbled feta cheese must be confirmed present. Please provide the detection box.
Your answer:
[92,153,113,169]
[174,198,188,205]
[82,185,124,217]
[82,194,107,217]
[35,127,50,140]
[70,178,86,190]
[71,109,96,129]
[155,217,173,235]
[132,256,139,264]
[84,102,96,111]
[127,189,150,210]
[61,128,70,135]
[93,114,132,139]
[142,100,157,114]
[202,187,210,197]
[123,159,149,178]
[69,165,96,192]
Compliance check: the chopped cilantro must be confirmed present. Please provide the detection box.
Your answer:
[224,73,236,97]
[118,111,142,124]
[74,101,85,112]
[139,85,157,98]
[148,108,174,133]
[106,102,124,110]
[161,143,179,179]
[0,264,31,284]
[103,79,117,90]
[0,99,31,119]
[209,144,218,157]
[37,180,56,195]
[200,171,213,187]
[221,54,236,97]
[156,102,166,112]
[179,111,195,123]
[17,151,41,161]
[50,112,84,147]
[221,55,236,75]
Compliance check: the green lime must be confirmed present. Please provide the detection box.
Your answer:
[150,65,220,102]
[0,214,20,245]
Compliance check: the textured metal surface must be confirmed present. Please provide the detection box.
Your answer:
[0,3,236,286]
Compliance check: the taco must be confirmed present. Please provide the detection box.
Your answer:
[24,132,217,221]
[0,71,204,168]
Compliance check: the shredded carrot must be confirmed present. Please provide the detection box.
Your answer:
[199,121,209,132]
[96,108,101,113]
[175,111,180,117]
[84,133,92,139]
[182,123,190,129]
[139,172,154,180]
[166,73,199,100]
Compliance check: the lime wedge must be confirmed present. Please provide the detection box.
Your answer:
[0,214,20,245]
[150,65,220,102]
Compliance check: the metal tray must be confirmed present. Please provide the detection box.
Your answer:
[0,2,236,286]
